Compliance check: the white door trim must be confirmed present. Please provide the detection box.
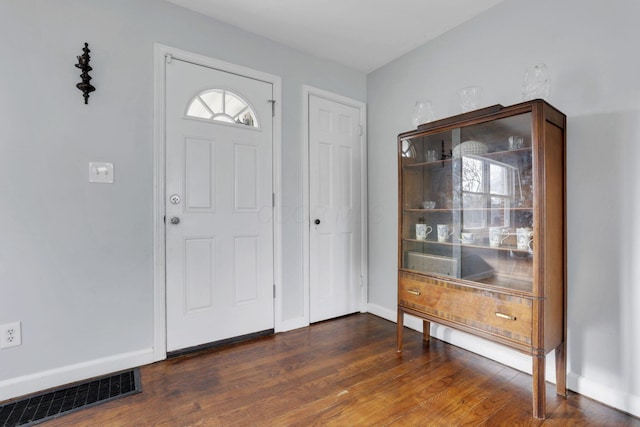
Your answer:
[153,43,282,361]
[302,85,368,327]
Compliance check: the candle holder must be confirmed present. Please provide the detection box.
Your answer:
[75,42,95,104]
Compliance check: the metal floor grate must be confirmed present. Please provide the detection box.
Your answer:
[0,369,141,427]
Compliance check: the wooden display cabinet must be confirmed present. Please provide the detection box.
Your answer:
[396,100,566,419]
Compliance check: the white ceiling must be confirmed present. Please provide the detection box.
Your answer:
[166,0,505,73]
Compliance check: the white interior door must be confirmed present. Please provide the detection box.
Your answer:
[165,58,274,352]
[309,95,363,323]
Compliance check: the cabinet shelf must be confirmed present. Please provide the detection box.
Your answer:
[403,207,532,213]
[399,267,534,296]
[402,238,532,254]
[402,147,532,170]
[476,273,533,294]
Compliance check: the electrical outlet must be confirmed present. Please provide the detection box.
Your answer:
[0,322,22,349]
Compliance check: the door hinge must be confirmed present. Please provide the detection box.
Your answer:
[358,125,363,136]
[272,193,275,207]
[268,99,276,117]
[273,284,276,299]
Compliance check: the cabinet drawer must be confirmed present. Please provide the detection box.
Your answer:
[399,272,532,345]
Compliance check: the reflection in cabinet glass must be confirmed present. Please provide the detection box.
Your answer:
[397,100,566,419]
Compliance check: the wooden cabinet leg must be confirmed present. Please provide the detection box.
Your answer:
[555,342,567,397]
[532,355,546,419]
[396,309,404,353]
[422,320,430,344]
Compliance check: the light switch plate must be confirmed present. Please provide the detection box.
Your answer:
[89,162,114,183]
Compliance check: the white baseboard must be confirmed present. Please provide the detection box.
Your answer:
[278,316,309,333]
[279,307,371,334]
[366,303,397,324]
[368,303,640,418]
[0,348,155,402]
[568,372,640,418]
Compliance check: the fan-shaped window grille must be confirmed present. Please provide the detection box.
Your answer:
[186,89,258,128]
[401,139,416,158]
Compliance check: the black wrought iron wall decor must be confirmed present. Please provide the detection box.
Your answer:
[75,42,95,104]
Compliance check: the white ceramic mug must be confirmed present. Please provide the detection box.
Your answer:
[416,224,433,241]
[489,227,509,247]
[516,227,533,251]
[437,224,454,242]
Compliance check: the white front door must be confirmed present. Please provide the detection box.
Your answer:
[165,58,274,352]
[309,94,363,323]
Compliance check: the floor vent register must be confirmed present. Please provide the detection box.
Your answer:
[0,369,141,426]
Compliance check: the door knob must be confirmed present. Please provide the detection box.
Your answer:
[314,219,321,225]
[170,217,180,225]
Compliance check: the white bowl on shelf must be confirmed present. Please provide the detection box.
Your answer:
[452,140,488,158]
[461,232,476,244]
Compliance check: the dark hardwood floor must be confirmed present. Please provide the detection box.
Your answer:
[41,314,638,426]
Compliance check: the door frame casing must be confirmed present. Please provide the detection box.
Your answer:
[153,44,283,361]
[302,85,368,327]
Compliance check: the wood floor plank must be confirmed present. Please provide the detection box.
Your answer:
[269,355,465,426]
[453,372,532,426]
[403,368,515,425]
[33,314,639,426]
[389,363,516,426]
[222,328,452,425]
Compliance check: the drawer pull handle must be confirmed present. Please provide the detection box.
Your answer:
[495,312,516,321]
[407,288,421,296]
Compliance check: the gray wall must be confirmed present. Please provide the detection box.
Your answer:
[367,0,640,416]
[0,0,365,396]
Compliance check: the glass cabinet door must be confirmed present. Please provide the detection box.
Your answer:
[400,112,534,293]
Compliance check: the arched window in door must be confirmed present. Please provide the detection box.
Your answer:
[186,89,259,128]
